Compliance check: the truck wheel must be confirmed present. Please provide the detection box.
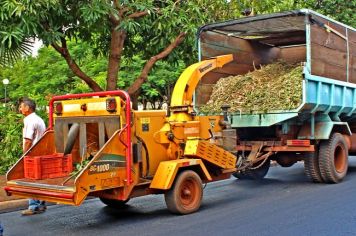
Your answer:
[304,152,323,183]
[318,133,348,183]
[164,170,203,215]
[233,159,270,180]
[99,197,129,208]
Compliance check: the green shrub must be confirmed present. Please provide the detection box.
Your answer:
[0,106,23,174]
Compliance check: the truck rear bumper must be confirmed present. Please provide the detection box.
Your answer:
[5,180,76,205]
[5,186,74,199]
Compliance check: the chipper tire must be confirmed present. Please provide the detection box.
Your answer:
[165,170,203,215]
[99,198,130,208]
[318,133,348,183]
[304,151,324,183]
[233,159,270,180]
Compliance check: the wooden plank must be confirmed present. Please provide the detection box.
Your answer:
[311,24,347,52]
[349,54,356,83]
[311,14,347,36]
[351,55,356,70]
[213,63,256,75]
[311,59,347,82]
[201,42,280,65]
[201,31,281,67]
[201,71,232,84]
[195,84,214,105]
[280,46,306,63]
[259,35,306,47]
[201,31,255,51]
[311,42,347,68]
[349,69,356,84]
[349,41,356,56]
[201,43,263,64]
[201,31,275,53]
[349,29,356,43]
[220,16,305,34]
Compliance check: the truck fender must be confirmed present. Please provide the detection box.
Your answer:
[149,159,212,190]
[298,121,351,140]
[331,124,352,137]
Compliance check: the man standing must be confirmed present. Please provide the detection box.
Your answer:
[18,98,47,216]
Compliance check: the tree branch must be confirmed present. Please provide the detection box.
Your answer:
[109,13,120,25]
[127,32,186,96]
[113,0,120,10]
[127,10,149,19]
[51,40,103,92]
[119,7,130,17]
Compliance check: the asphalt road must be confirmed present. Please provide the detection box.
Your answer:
[2,160,356,236]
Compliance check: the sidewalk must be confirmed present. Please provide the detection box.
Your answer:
[0,175,28,213]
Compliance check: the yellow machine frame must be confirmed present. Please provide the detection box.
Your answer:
[5,54,236,209]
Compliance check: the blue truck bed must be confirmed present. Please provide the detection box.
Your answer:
[196,9,356,136]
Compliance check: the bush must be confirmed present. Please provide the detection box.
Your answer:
[0,106,23,174]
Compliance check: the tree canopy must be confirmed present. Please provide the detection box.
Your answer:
[0,0,354,106]
[1,0,332,100]
[0,1,235,96]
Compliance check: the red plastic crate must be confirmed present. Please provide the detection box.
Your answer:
[24,153,73,180]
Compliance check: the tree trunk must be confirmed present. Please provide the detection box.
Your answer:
[127,32,186,96]
[131,92,139,110]
[106,30,126,91]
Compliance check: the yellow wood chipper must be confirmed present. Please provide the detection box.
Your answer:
[5,54,240,214]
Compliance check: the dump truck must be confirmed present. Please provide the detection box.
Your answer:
[195,9,356,183]
[5,54,239,215]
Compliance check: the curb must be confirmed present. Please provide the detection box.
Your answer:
[0,199,28,214]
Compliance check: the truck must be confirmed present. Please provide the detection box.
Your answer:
[4,9,356,214]
[195,9,356,183]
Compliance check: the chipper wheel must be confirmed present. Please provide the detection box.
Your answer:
[304,151,324,183]
[318,133,348,183]
[165,170,203,215]
[233,159,270,180]
[99,198,130,208]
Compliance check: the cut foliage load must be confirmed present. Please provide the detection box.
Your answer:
[200,62,303,113]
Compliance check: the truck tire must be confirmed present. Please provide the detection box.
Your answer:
[233,159,270,180]
[304,151,324,183]
[99,198,129,208]
[318,133,348,183]
[164,170,203,215]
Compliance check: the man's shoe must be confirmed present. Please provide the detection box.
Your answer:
[38,205,47,212]
[21,208,45,216]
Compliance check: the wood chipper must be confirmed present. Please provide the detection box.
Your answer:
[5,54,240,214]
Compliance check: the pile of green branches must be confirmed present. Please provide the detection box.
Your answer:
[199,61,303,113]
